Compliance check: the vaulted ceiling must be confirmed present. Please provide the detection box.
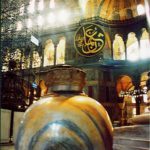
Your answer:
[52,0,145,21]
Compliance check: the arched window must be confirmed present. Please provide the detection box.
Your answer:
[32,51,41,68]
[56,37,66,65]
[43,39,54,66]
[140,28,150,59]
[126,32,139,61]
[113,34,125,60]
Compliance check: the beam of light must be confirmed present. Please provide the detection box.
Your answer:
[140,40,150,59]
[28,0,35,14]
[58,10,70,23]
[50,0,55,9]
[38,0,44,11]
[27,19,32,28]
[19,4,25,16]
[37,15,44,26]
[48,12,56,24]
[79,0,88,13]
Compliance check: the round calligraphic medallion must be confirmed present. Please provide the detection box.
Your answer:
[74,23,105,57]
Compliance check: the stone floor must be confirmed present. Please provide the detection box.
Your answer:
[113,124,150,150]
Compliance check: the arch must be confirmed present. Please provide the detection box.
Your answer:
[113,34,125,60]
[56,36,66,65]
[126,32,140,61]
[43,39,54,66]
[140,28,150,59]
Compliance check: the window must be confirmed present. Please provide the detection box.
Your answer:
[126,32,139,61]
[56,37,66,65]
[113,34,125,60]
[140,28,150,59]
[43,39,54,66]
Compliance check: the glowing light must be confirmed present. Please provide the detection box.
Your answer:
[140,29,150,59]
[131,97,136,103]
[127,33,140,61]
[31,35,39,46]
[28,0,35,14]
[50,0,55,9]
[127,42,140,61]
[58,10,70,23]
[19,4,24,16]
[50,123,60,136]
[132,108,136,116]
[137,4,145,15]
[17,21,22,31]
[143,94,148,103]
[145,0,150,27]
[79,0,88,13]
[27,19,32,28]
[48,13,55,24]
[140,39,150,59]
[38,0,44,11]
[37,15,44,26]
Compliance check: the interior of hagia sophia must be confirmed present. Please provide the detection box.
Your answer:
[1,0,150,149]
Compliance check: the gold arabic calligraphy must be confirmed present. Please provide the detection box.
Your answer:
[75,24,105,56]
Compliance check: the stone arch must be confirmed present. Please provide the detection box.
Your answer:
[113,34,125,60]
[126,32,139,61]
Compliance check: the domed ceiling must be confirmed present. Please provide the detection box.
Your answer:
[1,0,146,32]
[55,0,145,21]
[84,0,145,20]
[44,0,146,29]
